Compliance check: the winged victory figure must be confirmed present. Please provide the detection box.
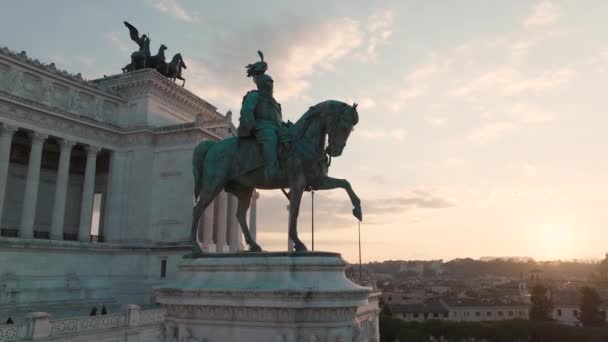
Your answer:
[122,21,151,72]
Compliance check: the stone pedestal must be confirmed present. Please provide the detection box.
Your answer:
[155,252,374,342]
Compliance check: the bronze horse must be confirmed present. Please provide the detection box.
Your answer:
[190,100,361,256]
[158,53,187,87]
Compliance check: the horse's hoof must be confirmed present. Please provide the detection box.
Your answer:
[353,205,363,221]
[249,245,262,252]
[294,242,308,252]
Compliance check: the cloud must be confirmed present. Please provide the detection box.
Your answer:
[256,188,453,233]
[151,0,198,22]
[426,116,447,126]
[508,103,554,123]
[466,103,554,144]
[449,66,575,99]
[390,57,450,112]
[358,128,407,142]
[109,32,130,53]
[390,86,426,112]
[361,9,394,60]
[363,190,454,215]
[256,192,358,233]
[185,16,363,112]
[524,1,560,29]
[467,122,518,144]
[352,97,376,110]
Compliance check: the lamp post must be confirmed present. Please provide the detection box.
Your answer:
[311,190,315,251]
[358,221,362,281]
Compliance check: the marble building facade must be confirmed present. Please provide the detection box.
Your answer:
[0,47,257,309]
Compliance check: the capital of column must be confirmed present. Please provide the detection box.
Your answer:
[29,131,48,144]
[0,124,18,136]
[84,145,102,156]
[58,138,76,151]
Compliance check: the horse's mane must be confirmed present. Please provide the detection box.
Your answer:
[292,100,351,138]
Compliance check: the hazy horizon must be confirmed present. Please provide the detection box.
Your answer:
[2,0,607,263]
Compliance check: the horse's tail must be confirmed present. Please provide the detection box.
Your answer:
[193,140,215,201]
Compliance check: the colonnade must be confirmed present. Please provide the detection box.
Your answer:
[0,122,258,251]
[198,190,259,253]
[0,123,102,241]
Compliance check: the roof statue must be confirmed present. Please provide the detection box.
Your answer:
[189,51,362,256]
[121,21,187,87]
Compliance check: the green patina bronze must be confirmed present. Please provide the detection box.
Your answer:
[190,51,362,256]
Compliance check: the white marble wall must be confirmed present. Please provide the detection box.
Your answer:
[0,48,245,313]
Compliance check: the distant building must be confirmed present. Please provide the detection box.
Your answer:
[382,289,426,305]
[442,298,529,322]
[390,298,449,322]
[390,297,529,322]
[551,289,608,326]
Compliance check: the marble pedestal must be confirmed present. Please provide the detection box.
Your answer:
[154,252,373,342]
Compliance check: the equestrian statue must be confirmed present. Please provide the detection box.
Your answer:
[121,21,187,87]
[190,51,362,256]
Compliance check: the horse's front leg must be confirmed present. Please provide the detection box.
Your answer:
[313,176,362,221]
[289,176,308,252]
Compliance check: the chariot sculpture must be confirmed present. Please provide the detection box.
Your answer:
[121,21,187,86]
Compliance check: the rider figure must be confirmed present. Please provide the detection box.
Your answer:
[238,51,290,180]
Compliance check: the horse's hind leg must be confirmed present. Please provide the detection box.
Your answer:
[190,184,223,257]
[231,186,261,252]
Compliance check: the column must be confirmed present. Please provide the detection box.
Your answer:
[214,191,228,252]
[102,151,125,242]
[249,190,259,241]
[201,203,215,252]
[0,124,17,227]
[228,195,239,252]
[19,132,47,238]
[78,145,100,242]
[50,139,75,240]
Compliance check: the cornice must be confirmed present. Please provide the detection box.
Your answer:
[92,69,221,118]
[0,47,125,101]
[0,236,190,254]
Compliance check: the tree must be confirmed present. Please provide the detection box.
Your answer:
[381,304,393,317]
[530,284,553,321]
[580,286,605,327]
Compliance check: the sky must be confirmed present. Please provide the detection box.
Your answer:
[2,0,608,263]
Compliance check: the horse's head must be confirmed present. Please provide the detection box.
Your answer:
[173,53,187,68]
[326,102,359,157]
[159,44,168,52]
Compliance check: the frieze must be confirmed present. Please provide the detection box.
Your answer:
[0,98,224,149]
[0,46,122,97]
[164,304,357,323]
